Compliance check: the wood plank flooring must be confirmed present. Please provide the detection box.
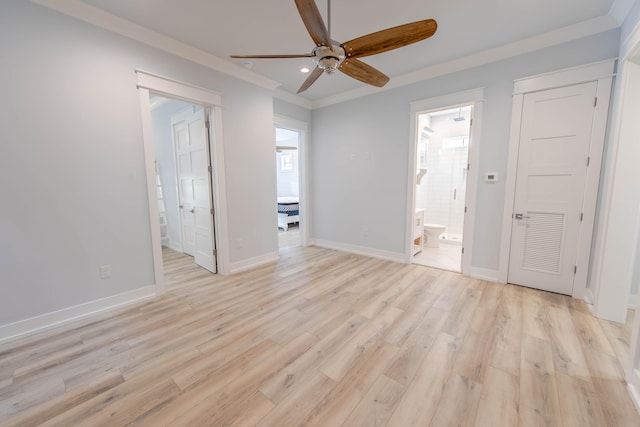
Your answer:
[1,246,638,426]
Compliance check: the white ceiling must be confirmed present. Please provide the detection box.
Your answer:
[75,0,627,103]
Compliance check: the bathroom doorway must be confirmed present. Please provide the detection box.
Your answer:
[413,105,472,272]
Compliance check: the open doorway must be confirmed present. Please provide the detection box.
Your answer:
[150,94,217,278]
[412,105,472,272]
[137,70,229,294]
[275,126,301,250]
[274,116,308,251]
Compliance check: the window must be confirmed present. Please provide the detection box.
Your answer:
[280,153,293,172]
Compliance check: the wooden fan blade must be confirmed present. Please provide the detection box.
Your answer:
[230,54,314,59]
[294,0,332,47]
[339,58,389,87]
[341,19,437,58]
[297,67,324,93]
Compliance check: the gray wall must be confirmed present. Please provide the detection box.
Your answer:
[274,99,312,124]
[0,1,277,326]
[309,29,620,271]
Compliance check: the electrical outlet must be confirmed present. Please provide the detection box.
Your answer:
[100,264,112,279]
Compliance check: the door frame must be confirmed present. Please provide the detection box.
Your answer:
[405,87,484,276]
[609,14,640,411]
[498,59,615,298]
[137,70,230,294]
[274,115,310,247]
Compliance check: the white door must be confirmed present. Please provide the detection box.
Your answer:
[172,107,216,273]
[507,81,597,295]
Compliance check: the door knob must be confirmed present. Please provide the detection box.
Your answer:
[189,208,195,213]
[514,213,530,219]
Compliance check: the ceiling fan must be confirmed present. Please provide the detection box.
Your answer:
[230,0,437,93]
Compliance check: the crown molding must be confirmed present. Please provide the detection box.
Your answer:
[29,0,281,92]
[608,0,637,25]
[29,1,623,110]
[273,88,313,109]
[309,14,619,109]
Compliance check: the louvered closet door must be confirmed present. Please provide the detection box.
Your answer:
[508,81,597,295]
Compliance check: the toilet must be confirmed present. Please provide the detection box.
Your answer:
[424,224,446,248]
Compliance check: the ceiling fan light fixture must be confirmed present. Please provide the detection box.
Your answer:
[317,56,340,73]
[300,66,310,73]
[312,45,346,74]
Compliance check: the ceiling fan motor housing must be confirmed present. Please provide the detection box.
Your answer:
[313,45,346,73]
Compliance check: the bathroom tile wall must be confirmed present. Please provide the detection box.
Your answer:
[416,110,470,240]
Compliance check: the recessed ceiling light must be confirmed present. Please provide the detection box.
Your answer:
[300,67,310,73]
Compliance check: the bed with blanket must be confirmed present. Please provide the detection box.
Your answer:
[277,196,299,231]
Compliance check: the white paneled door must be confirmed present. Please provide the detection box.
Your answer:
[508,81,597,295]
[173,106,216,273]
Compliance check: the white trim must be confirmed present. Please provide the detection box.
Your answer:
[210,105,231,275]
[273,89,313,110]
[0,286,156,345]
[628,22,640,406]
[465,267,501,283]
[406,88,484,278]
[499,60,616,298]
[573,75,614,298]
[138,87,165,294]
[513,59,617,94]
[30,0,621,108]
[311,239,406,263]
[499,93,525,283]
[627,383,640,415]
[311,15,618,109]
[609,0,637,25]
[229,252,279,274]
[136,71,232,277]
[622,9,640,61]
[137,70,222,106]
[30,0,280,92]
[584,288,596,306]
[274,116,310,247]
[630,294,638,310]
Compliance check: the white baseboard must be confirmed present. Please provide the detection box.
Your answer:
[0,285,157,345]
[628,383,640,415]
[310,238,406,263]
[168,243,182,252]
[630,293,638,310]
[584,288,596,306]
[465,267,501,283]
[229,251,279,274]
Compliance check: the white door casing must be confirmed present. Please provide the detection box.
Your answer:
[507,82,597,295]
[406,88,484,278]
[137,70,229,294]
[172,106,216,273]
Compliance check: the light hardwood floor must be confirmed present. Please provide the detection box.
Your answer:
[278,224,300,249]
[1,246,638,426]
